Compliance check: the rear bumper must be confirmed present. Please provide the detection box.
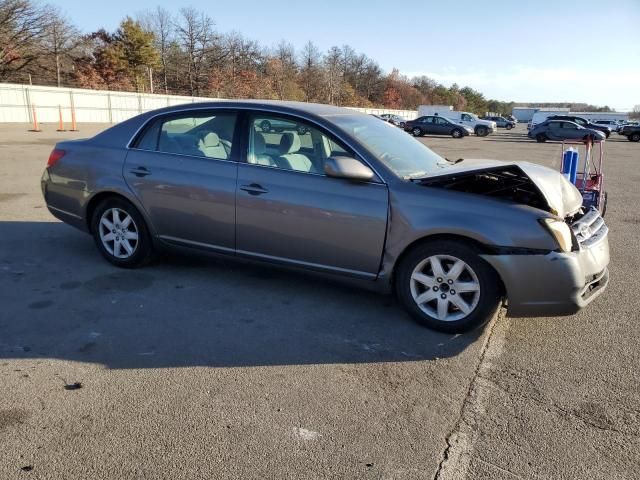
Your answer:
[482,236,610,317]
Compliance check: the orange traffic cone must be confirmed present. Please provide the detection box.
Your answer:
[70,105,79,131]
[28,104,41,132]
[56,105,66,132]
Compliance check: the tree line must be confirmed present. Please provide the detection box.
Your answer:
[0,0,622,115]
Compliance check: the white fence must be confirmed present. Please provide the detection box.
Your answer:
[0,82,417,124]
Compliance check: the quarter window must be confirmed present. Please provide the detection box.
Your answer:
[155,112,237,160]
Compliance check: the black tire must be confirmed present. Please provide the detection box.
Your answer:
[395,240,502,333]
[451,128,463,138]
[535,134,547,143]
[475,126,488,137]
[90,197,154,268]
[260,120,271,133]
[629,133,640,142]
[412,127,423,137]
[605,131,610,138]
[506,124,513,130]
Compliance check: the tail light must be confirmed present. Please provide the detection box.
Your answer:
[47,149,65,167]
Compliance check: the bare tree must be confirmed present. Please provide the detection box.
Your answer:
[299,41,322,102]
[0,0,50,80]
[139,6,173,93]
[43,6,80,87]
[175,7,221,96]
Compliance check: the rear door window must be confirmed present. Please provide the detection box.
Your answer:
[157,112,237,160]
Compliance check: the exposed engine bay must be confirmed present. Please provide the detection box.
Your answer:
[417,165,553,212]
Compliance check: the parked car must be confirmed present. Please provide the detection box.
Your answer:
[259,117,308,135]
[482,116,516,129]
[528,120,606,143]
[618,124,640,142]
[418,106,496,136]
[403,116,472,138]
[592,120,620,133]
[379,114,406,128]
[545,115,611,138]
[42,101,610,333]
[506,115,518,124]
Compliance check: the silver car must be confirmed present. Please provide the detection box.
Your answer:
[42,101,610,333]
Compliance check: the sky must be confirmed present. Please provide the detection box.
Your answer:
[51,0,640,111]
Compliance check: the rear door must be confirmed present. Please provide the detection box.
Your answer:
[546,121,564,140]
[422,116,437,134]
[434,116,451,135]
[124,110,239,252]
[235,112,389,277]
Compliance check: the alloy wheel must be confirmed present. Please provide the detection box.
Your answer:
[409,254,480,322]
[99,208,139,259]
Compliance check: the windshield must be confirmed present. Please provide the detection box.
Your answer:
[331,114,450,179]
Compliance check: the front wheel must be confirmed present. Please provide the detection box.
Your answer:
[395,240,502,333]
[629,132,640,142]
[506,124,513,130]
[475,126,488,137]
[535,134,547,143]
[451,128,463,138]
[91,197,154,268]
[412,127,423,137]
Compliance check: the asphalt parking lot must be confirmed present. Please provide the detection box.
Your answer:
[1,123,638,479]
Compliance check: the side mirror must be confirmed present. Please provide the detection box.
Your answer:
[324,156,374,182]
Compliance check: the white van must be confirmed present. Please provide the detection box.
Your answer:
[417,105,496,136]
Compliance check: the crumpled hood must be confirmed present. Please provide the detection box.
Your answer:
[430,159,583,217]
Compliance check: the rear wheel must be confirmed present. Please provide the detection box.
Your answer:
[91,197,153,268]
[629,132,640,142]
[535,134,547,143]
[475,126,489,137]
[395,240,502,333]
[451,128,463,138]
[412,127,423,137]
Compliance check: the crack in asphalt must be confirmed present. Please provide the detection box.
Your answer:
[433,308,506,480]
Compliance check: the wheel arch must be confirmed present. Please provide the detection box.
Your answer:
[390,233,506,297]
[85,190,155,236]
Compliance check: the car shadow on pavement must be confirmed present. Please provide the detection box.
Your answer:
[0,221,483,369]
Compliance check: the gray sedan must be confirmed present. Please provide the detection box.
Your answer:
[528,120,606,143]
[42,101,610,332]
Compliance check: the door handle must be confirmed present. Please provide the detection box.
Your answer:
[240,183,269,195]
[130,166,151,177]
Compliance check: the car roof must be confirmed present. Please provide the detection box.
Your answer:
[150,100,357,118]
[90,100,368,147]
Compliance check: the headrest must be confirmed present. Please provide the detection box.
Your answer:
[200,132,220,147]
[254,132,267,155]
[279,132,301,155]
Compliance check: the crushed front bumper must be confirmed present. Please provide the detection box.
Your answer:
[481,214,610,317]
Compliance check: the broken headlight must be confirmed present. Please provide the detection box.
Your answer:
[540,218,573,252]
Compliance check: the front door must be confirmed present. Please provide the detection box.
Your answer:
[235,113,389,277]
[124,110,239,252]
